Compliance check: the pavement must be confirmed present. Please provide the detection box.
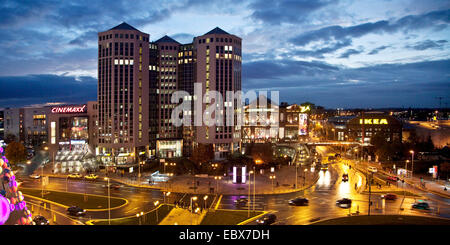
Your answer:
[361,161,450,199]
[159,207,206,225]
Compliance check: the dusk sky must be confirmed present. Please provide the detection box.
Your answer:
[0,0,449,109]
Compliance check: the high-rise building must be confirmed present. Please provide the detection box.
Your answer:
[151,36,183,158]
[97,22,150,164]
[193,27,242,159]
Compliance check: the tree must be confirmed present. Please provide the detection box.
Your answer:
[5,141,27,166]
[4,133,17,144]
[190,143,214,165]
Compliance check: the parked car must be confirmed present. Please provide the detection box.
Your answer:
[29,174,40,179]
[288,197,309,206]
[67,173,83,179]
[256,213,277,225]
[67,206,86,216]
[342,173,349,182]
[336,198,352,208]
[412,202,430,210]
[381,193,397,200]
[84,174,98,180]
[33,215,49,225]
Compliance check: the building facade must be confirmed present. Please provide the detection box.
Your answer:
[97,22,150,165]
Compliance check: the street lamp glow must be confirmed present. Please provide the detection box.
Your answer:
[203,195,208,200]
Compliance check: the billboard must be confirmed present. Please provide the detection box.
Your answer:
[299,113,308,136]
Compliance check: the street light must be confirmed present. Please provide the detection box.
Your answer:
[104,177,111,225]
[303,168,308,186]
[203,195,208,211]
[270,175,276,192]
[154,200,160,224]
[248,171,253,217]
[214,176,222,194]
[409,150,414,179]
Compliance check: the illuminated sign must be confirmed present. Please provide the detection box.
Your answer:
[299,113,308,136]
[359,118,388,125]
[300,106,310,113]
[51,105,86,114]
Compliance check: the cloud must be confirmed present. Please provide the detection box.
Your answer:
[249,0,337,25]
[0,74,97,108]
[405,39,448,51]
[368,45,389,55]
[288,9,450,48]
[243,58,450,108]
[339,48,363,58]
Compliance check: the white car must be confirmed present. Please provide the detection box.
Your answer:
[29,174,41,179]
[367,166,377,173]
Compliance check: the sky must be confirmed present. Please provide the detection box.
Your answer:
[0,0,449,109]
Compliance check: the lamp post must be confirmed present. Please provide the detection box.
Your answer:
[154,200,159,224]
[253,166,256,212]
[270,175,276,192]
[203,195,208,211]
[248,171,253,217]
[304,168,307,186]
[409,150,414,179]
[104,177,111,225]
[214,176,222,194]
[190,196,197,225]
[295,162,298,189]
[405,160,409,178]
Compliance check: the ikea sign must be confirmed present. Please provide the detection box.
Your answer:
[359,118,388,125]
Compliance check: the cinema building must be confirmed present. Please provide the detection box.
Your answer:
[47,102,99,173]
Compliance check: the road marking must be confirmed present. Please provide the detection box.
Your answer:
[215,195,223,210]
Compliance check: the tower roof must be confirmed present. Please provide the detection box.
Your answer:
[155,35,180,44]
[204,27,229,35]
[109,22,139,31]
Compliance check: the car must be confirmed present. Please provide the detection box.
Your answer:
[336,198,352,208]
[381,193,397,200]
[84,174,98,180]
[103,183,121,190]
[342,173,349,182]
[67,173,83,179]
[29,174,41,179]
[367,166,377,173]
[288,197,309,206]
[67,206,86,216]
[33,215,49,225]
[387,176,399,182]
[412,202,430,210]
[234,197,248,206]
[256,213,277,225]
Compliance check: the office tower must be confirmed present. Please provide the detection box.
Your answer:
[193,27,242,159]
[97,22,149,164]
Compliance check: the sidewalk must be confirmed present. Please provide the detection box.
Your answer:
[158,207,206,225]
[355,160,450,198]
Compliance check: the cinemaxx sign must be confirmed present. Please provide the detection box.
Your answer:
[51,105,87,114]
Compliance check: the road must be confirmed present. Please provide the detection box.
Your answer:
[18,175,217,224]
[17,144,450,225]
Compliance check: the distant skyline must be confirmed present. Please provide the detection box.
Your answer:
[0,0,449,108]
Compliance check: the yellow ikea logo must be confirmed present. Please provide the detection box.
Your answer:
[359,118,388,125]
